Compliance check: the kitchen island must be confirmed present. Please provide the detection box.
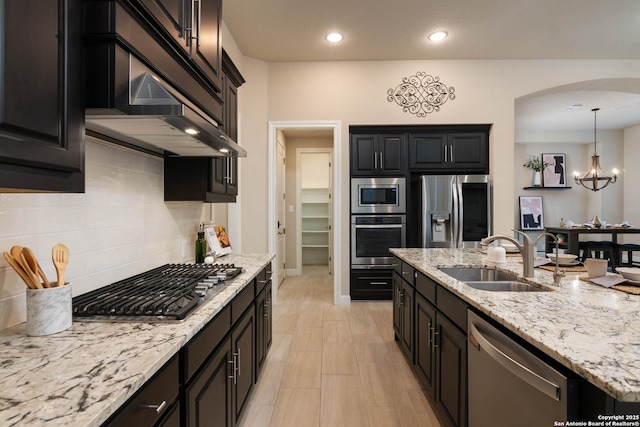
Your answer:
[391,248,640,403]
[0,253,273,427]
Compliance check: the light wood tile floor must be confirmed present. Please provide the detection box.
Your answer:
[238,266,442,427]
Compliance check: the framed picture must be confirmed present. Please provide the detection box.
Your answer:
[519,196,544,230]
[542,153,567,187]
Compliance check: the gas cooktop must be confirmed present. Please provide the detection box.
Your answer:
[72,263,243,322]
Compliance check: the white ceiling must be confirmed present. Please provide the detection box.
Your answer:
[224,0,640,132]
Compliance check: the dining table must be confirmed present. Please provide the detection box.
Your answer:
[544,226,640,256]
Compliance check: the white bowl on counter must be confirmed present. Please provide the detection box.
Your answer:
[616,267,640,282]
[546,253,578,265]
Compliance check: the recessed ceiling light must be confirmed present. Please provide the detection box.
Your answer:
[185,128,199,135]
[326,32,343,43]
[428,31,448,42]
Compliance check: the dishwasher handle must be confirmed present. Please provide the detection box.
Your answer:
[468,319,561,402]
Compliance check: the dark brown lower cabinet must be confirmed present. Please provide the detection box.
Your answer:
[400,279,414,358]
[256,280,273,380]
[413,286,467,427]
[184,303,255,427]
[103,355,179,426]
[185,337,234,427]
[106,263,272,427]
[435,313,467,427]
[393,259,467,427]
[415,292,436,394]
[351,269,393,300]
[232,307,255,426]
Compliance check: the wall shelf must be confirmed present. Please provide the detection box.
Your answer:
[301,188,330,264]
[523,186,572,190]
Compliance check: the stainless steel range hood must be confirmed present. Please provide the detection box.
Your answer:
[85,55,246,157]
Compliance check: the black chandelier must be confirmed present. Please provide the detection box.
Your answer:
[573,108,618,191]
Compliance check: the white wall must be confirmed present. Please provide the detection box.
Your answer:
[0,139,205,330]
[514,129,626,248]
[233,57,640,298]
[623,125,640,245]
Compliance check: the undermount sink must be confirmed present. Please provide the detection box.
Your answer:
[439,267,549,292]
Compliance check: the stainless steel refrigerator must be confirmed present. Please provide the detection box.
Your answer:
[421,174,491,248]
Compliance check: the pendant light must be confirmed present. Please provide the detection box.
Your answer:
[573,108,618,191]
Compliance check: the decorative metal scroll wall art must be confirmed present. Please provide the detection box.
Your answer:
[387,72,455,117]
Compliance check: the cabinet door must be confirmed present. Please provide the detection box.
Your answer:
[255,280,273,381]
[223,71,239,141]
[378,134,405,175]
[415,293,436,396]
[264,280,273,356]
[400,280,414,360]
[185,338,233,427]
[211,158,237,196]
[350,134,377,176]
[436,313,467,427]
[392,272,402,337]
[255,287,266,380]
[137,0,186,48]
[232,306,255,425]
[449,132,488,171]
[0,0,84,192]
[190,0,223,92]
[408,133,447,170]
[226,158,238,196]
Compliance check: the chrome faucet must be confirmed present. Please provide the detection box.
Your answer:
[535,232,566,286]
[481,230,535,277]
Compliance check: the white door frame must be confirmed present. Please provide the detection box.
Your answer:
[267,120,342,305]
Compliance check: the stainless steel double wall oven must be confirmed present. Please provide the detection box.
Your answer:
[350,177,406,268]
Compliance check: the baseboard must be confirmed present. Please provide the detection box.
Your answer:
[286,268,301,276]
[337,295,351,305]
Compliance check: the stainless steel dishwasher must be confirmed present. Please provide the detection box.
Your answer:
[468,310,576,426]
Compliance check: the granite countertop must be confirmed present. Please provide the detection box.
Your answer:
[391,248,640,402]
[0,253,273,427]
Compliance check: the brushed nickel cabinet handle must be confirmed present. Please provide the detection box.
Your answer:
[142,400,166,414]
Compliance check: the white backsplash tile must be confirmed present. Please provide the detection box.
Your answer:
[0,138,204,330]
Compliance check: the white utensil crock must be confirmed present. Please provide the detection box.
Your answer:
[26,283,72,336]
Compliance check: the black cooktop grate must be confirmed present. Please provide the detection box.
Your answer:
[72,263,243,321]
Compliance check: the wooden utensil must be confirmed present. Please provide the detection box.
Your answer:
[20,252,44,289]
[10,246,43,289]
[52,243,70,287]
[3,252,37,289]
[22,247,51,288]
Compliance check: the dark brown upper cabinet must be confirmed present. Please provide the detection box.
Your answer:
[135,0,223,94]
[409,130,489,173]
[0,0,84,192]
[350,133,406,176]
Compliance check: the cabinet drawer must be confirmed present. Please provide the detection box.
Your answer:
[350,270,393,300]
[437,286,468,332]
[255,263,272,295]
[232,281,255,325]
[104,355,179,427]
[400,262,415,286]
[184,305,231,382]
[393,258,402,275]
[416,272,436,304]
